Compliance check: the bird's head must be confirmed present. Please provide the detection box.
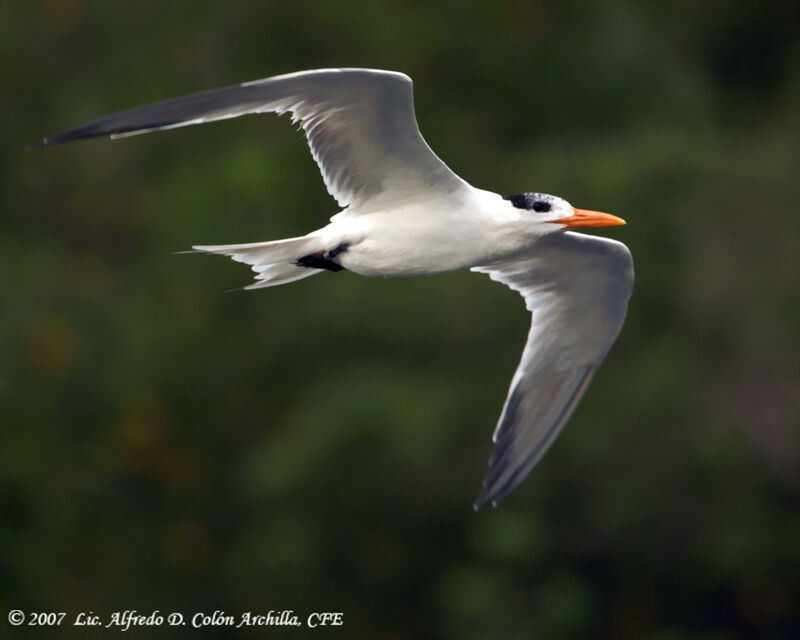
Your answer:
[503,192,626,230]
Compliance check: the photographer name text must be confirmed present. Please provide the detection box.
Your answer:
[7,609,342,631]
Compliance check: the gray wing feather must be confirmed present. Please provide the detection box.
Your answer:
[472,232,634,509]
[28,68,467,208]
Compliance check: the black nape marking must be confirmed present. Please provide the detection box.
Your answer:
[503,193,551,212]
[295,241,350,272]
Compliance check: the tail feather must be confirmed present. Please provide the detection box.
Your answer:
[192,234,324,288]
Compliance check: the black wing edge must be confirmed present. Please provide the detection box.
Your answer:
[24,81,251,152]
[472,365,595,511]
[26,118,186,152]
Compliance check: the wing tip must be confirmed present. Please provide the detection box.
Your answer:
[25,131,94,151]
[472,488,502,512]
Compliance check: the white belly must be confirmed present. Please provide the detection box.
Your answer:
[325,209,487,277]
[313,188,534,278]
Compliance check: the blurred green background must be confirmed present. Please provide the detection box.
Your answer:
[2,1,798,639]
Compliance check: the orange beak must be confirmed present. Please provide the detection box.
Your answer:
[554,208,626,228]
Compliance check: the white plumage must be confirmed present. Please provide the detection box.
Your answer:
[31,68,634,509]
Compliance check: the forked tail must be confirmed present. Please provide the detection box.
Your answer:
[192,235,325,290]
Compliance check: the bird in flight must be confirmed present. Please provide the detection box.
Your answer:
[30,68,634,509]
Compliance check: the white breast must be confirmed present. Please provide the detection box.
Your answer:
[327,188,523,277]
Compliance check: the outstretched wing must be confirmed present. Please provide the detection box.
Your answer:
[28,68,469,209]
[472,232,634,509]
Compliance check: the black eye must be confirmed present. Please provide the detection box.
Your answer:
[532,201,551,212]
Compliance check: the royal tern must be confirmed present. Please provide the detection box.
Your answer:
[30,68,634,509]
